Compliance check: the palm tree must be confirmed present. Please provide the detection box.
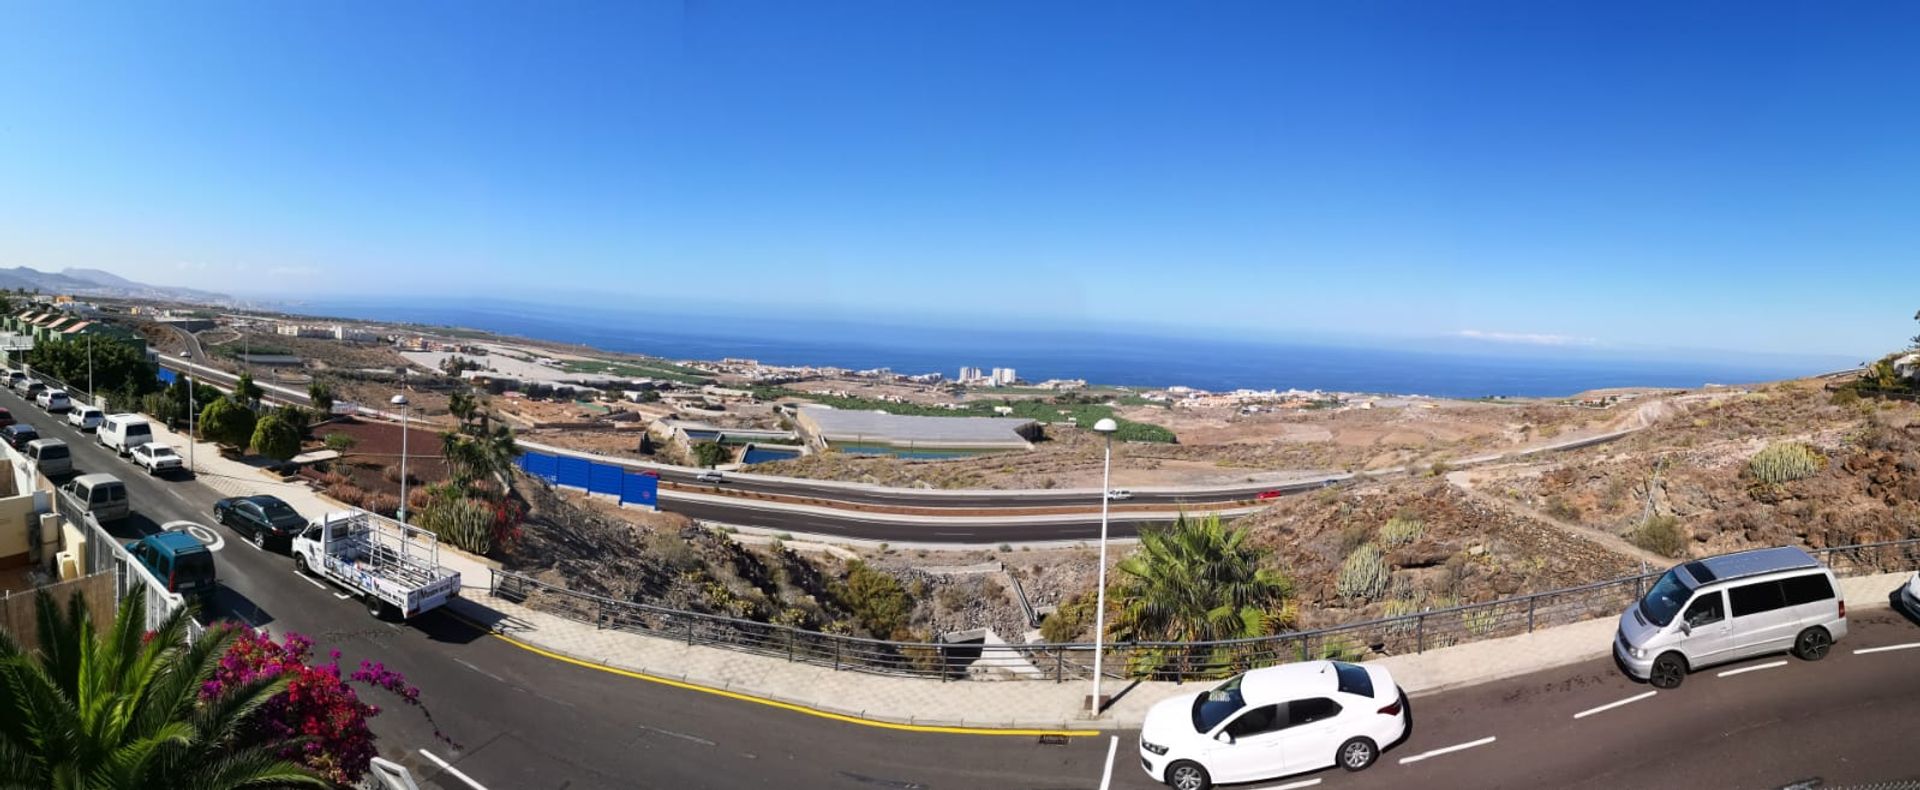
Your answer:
[1107,512,1292,679]
[0,588,325,789]
[447,391,477,429]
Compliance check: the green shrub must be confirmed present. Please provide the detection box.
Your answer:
[834,560,912,639]
[1040,594,1096,643]
[1337,543,1390,601]
[1544,495,1582,522]
[1631,514,1687,559]
[1748,442,1823,485]
[198,397,256,450]
[323,432,357,453]
[415,483,495,555]
[1377,517,1425,548]
[249,414,302,461]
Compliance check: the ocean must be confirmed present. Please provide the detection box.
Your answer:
[282,298,1839,399]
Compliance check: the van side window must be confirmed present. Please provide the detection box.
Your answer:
[1683,592,1725,627]
[1729,581,1787,617]
[1781,574,1835,606]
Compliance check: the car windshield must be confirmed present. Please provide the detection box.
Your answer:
[1190,674,1247,733]
[1639,568,1695,627]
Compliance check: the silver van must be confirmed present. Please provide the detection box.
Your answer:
[1615,546,1845,689]
[25,438,73,477]
[62,473,129,524]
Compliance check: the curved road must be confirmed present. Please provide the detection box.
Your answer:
[12,383,1919,789]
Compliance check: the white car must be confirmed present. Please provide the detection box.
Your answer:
[1107,489,1134,501]
[695,471,725,484]
[67,406,105,431]
[1902,572,1920,615]
[36,388,71,412]
[130,443,185,476]
[1139,661,1407,790]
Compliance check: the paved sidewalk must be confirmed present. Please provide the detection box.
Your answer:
[145,421,1919,732]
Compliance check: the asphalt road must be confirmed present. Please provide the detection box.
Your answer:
[659,494,1191,543]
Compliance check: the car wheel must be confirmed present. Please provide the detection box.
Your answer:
[1649,652,1687,690]
[1338,736,1378,771]
[1163,760,1210,790]
[1793,627,1833,661]
[366,595,388,620]
[251,530,267,549]
[294,555,311,576]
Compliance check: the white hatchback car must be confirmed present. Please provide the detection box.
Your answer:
[68,406,105,431]
[1901,572,1920,615]
[1140,661,1406,790]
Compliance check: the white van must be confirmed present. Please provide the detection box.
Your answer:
[61,473,129,523]
[26,438,73,477]
[99,413,153,456]
[1615,546,1846,689]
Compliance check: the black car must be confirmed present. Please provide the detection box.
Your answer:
[214,495,308,549]
[2,424,39,450]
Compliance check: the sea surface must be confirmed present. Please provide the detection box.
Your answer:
[283,299,1839,399]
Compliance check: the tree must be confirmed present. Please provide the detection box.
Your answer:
[692,441,730,468]
[307,382,335,416]
[200,397,258,450]
[0,587,325,788]
[251,414,303,461]
[234,372,263,405]
[834,561,912,639]
[1107,512,1293,677]
[448,390,478,427]
[24,334,161,398]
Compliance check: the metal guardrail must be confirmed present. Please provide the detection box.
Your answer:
[491,536,1920,683]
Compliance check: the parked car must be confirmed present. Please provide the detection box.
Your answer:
[1106,489,1134,501]
[1254,489,1283,500]
[1615,546,1845,690]
[1139,661,1407,790]
[99,413,153,456]
[2,371,21,389]
[2,424,39,450]
[214,494,307,549]
[1901,572,1920,617]
[10,376,37,394]
[695,471,725,483]
[67,406,104,431]
[37,388,72,412]
[25,438,72,477]
[0,406,13,427]
[21,381,46,400]
[124,531,216,603]
[131,443,185,477]
[60,473,129,523]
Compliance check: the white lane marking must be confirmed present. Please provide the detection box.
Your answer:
[298,574,327,591]
[419,749,489,790]
[1573,690,1657,719]
[454,658,505,683]
[1099,735,1117,790]
[1855,642,1920,655]
[1254,780,1322,790]
[636,724,716,747]
[1717,660,1788,677]
[1397,735,1496,765]
[238,533,264,552]
[333,593,351,600]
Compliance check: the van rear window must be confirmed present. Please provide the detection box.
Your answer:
[127,424,151,439]
[175,551,215,582]
[39,446,68,460]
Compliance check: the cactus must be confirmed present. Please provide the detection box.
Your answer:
[1378,516,1425,548]
[1337,543,1390,601]
[1749,442,1823,485]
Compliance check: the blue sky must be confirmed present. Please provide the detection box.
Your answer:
[1,1,1915,361]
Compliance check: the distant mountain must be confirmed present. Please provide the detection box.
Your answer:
[0,266,229,303]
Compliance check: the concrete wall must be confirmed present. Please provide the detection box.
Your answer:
[0,570,113,654]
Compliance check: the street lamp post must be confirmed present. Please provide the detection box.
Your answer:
[392,393,410,523]
[186,375,195,474]
[1089,417,1118,714]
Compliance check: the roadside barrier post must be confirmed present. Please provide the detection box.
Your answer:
[1416,615,1425,654]
[1528,596,1537,633]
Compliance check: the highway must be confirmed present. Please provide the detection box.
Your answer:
[12,381,1920,788]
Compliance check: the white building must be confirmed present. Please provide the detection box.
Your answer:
[991,367,1016,385]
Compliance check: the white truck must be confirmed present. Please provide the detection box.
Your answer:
[291,510,462,620]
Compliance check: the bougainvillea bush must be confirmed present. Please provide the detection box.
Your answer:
[200,626,424,784]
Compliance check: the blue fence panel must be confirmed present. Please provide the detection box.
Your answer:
[518,452,559,482]
[587,462,623,497]
[554,456,591,489]
[156,368,178,385]
[621,473,658,508]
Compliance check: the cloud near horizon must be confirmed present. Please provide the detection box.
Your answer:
[1455,329,1597,347]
